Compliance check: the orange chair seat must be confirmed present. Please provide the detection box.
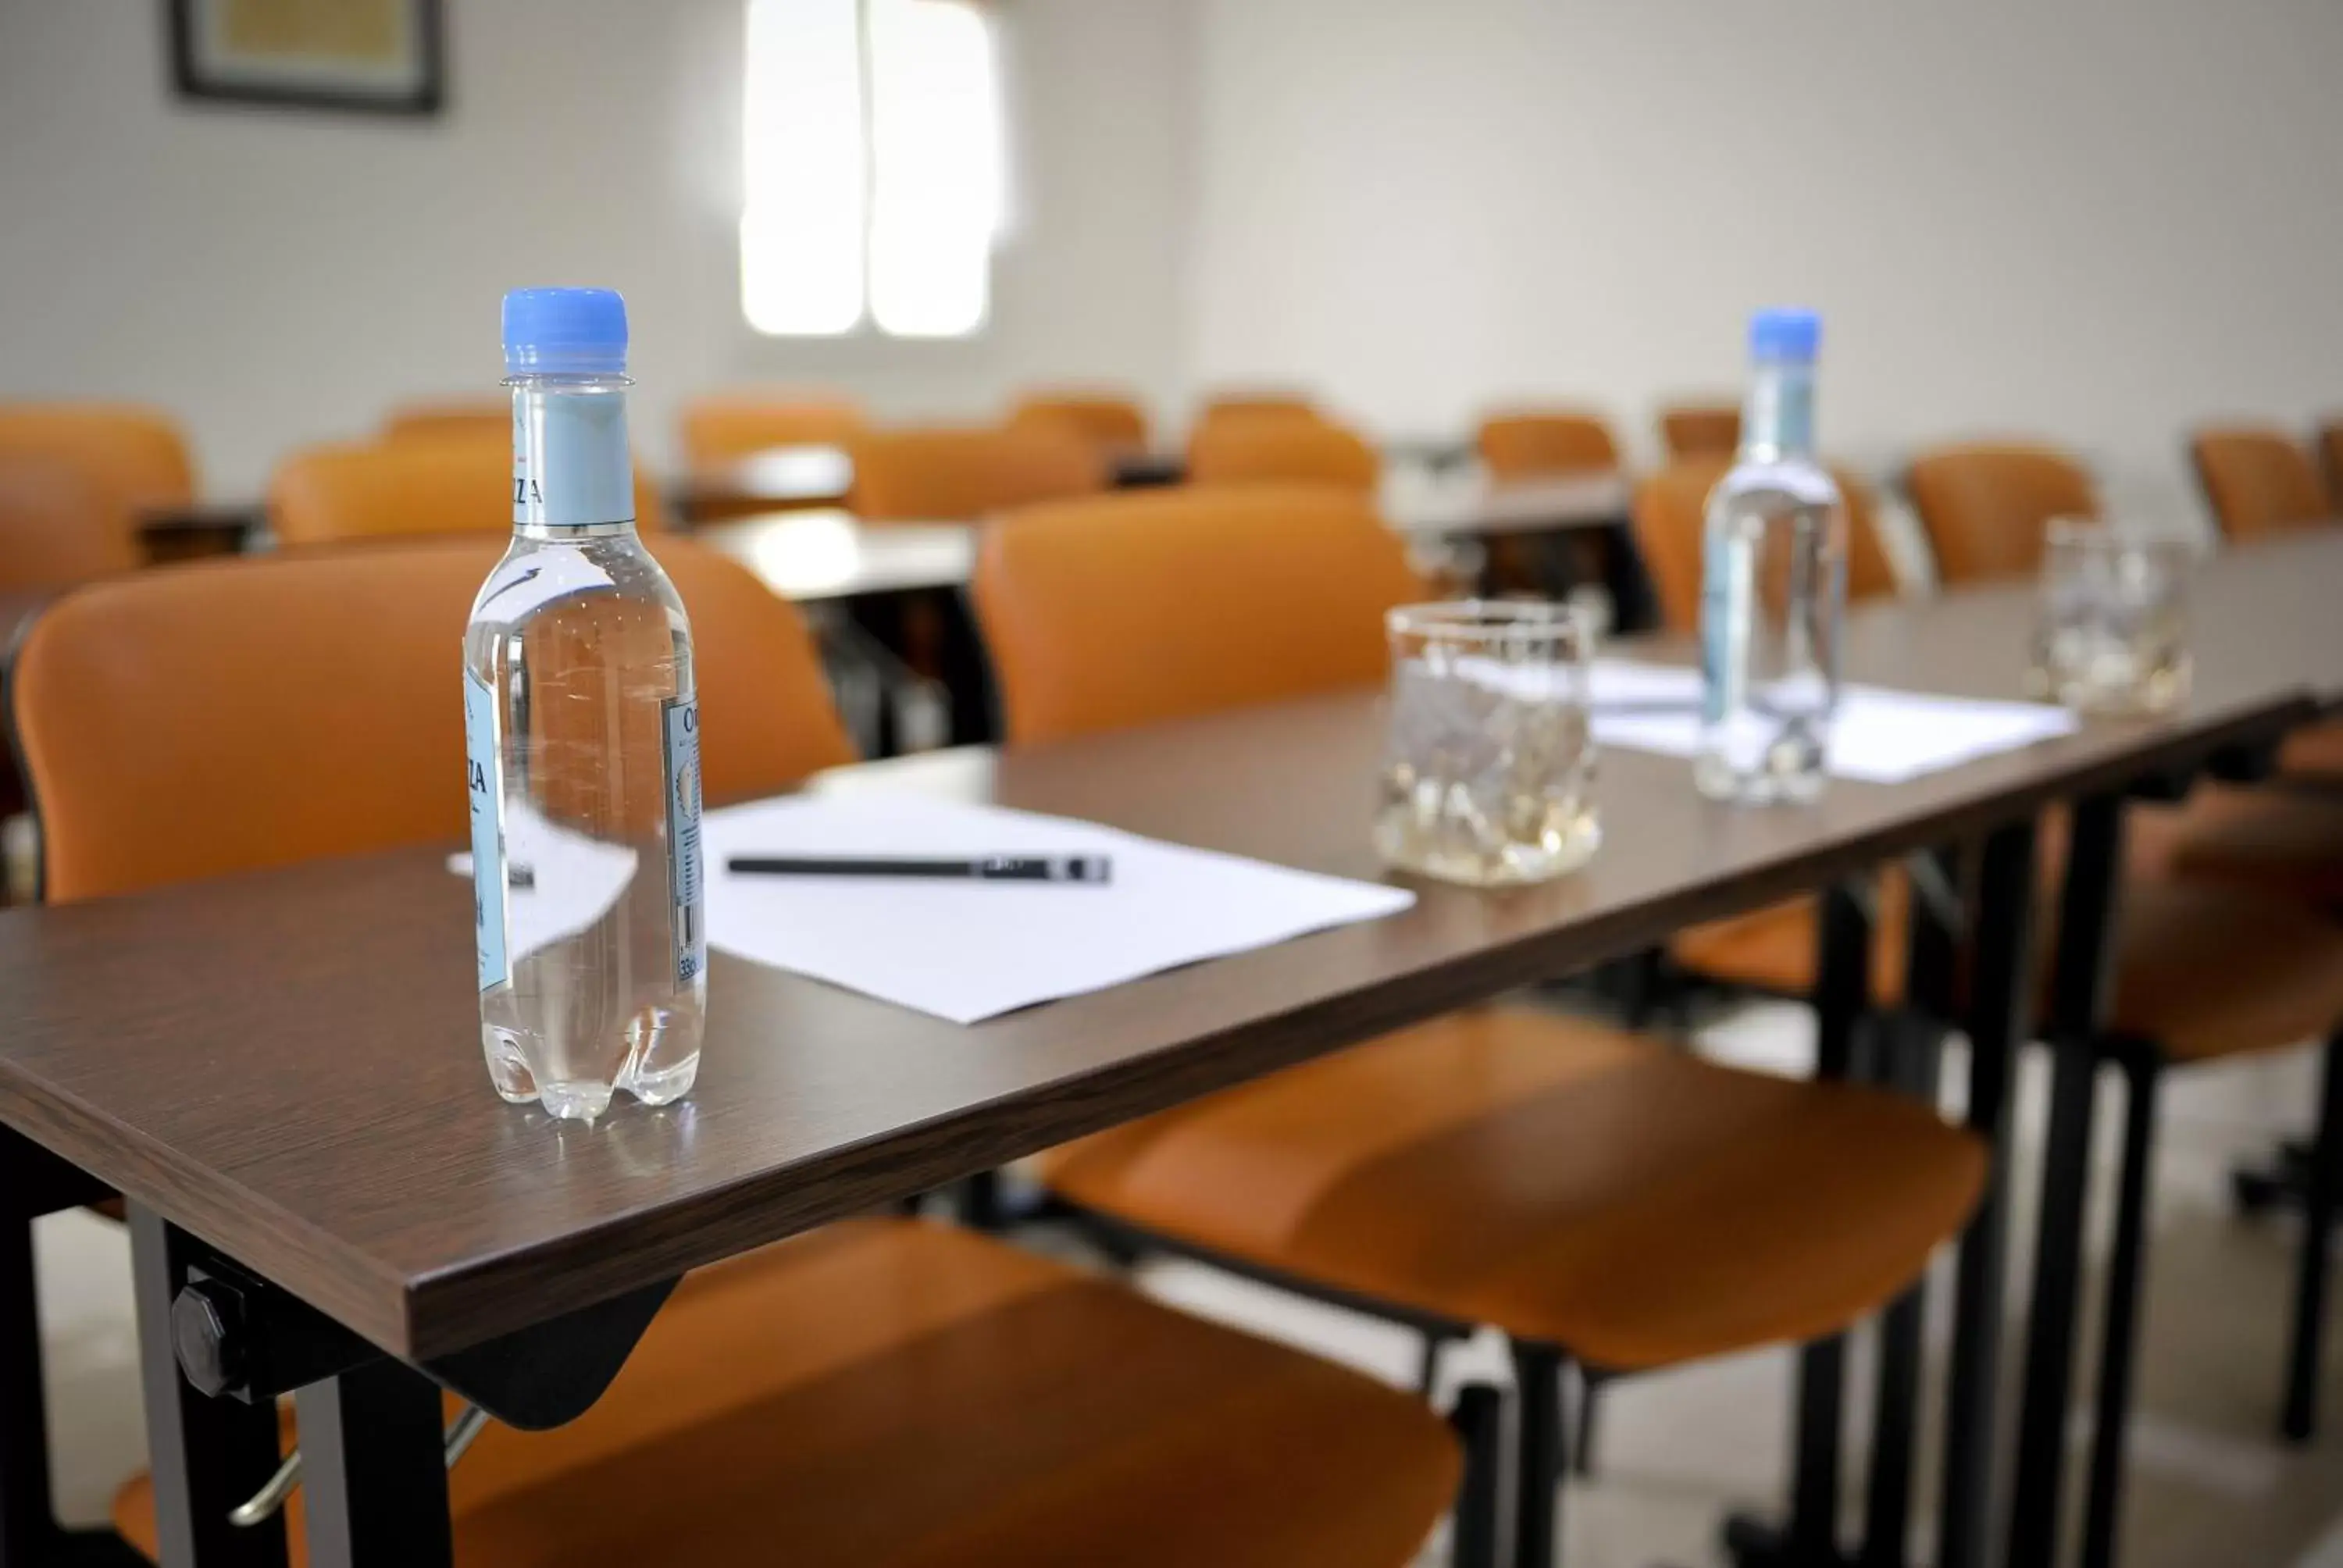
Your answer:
[1044,1010,1983,1372]
[116,1220,1454,1568]
[2152,787,2343,907]
[2108,881,2343,1064]
[2279,720,2343,786]
[1673,838,2343,1066]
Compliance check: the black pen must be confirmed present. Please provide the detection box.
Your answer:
[725,853,1114,884]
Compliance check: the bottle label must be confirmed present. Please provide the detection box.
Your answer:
[464,668,510,992]
[1745,363,1816,456]
[513,390,635,529]
[664,697,706,985]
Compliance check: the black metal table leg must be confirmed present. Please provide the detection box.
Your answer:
[2006,793,2126,1568]
[2077,1049,2161,1568]
[128,1207,288,1568]
[2282,1030,2343,1443]
[1726,878,1872,1568]
[1935,818,2037,1568]
[1858,847,1960,1568]
[0,1211,60,1566]
[1511,1342,1567,1568]
[293,1360,452,1568]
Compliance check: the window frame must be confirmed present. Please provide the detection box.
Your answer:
[739,0,1008,344]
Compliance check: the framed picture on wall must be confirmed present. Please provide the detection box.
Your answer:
[168,0,445,116]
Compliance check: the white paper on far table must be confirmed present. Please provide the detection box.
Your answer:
[1588,659,2078,783]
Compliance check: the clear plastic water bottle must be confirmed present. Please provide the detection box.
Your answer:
[464,288,705,1122]
[1695,308,1847,804]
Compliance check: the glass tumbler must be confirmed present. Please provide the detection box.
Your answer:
[2026,520,2193,715]
[1374,601,1599,886]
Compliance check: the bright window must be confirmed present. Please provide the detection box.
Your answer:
[742,0,1005,339]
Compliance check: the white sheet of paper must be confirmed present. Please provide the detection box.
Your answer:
[694,795,1414,1024]
[1588,659,2079,784]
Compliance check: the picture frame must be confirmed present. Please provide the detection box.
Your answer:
[167,0,445,117]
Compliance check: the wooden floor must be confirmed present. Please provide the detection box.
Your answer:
[27,994,2343,1567]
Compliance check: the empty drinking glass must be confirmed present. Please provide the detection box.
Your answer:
[1375,602,1599,886]
[2027,520,2193,715]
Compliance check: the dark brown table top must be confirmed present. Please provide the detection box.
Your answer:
[0,533,2331,1360]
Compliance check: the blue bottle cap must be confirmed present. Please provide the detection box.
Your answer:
[502,287,629,376]
[1749,307,1821,362]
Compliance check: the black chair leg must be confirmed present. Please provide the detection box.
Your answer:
[2078,1051,2161,1568]
[1511,1342,1568,1568]
[1418,1331,1446,1398]
[2283,1030,2343,1442]
[1449,1381,1505,1568]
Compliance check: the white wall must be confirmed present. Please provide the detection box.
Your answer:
[0,0,1195,495]
[1182,0,2343,528]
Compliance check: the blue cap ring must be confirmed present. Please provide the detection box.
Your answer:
[503,287,629,376]
[1749,307,1821,361]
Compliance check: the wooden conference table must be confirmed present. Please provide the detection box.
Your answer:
[0,533,2334,1567]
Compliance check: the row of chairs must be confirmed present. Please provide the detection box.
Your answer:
[22,491,1992,1567]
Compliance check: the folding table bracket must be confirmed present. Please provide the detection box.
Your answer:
[162,1228,680,1431]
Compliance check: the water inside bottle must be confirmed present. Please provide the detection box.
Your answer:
[466,532,704,1122]
[1696,469,1846,804]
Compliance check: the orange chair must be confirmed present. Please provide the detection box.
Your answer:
[2191,426,2333,542]
[14,538,1461,1568]
[0,449,140,590]
[847,422,1105,522]
[1903,440,2099,583]
[1009,390,1150,457]
[978,487,1420,744]
[2320,420,2343,510]
[269,436,670,547]
[383,400,509,443]
[976,486,1988,1566]
[678,393,865,469]
[1474,411,1619,481]
[18,537,841,901]
[0,402,195,522]
[1195,392,1321,429]
[1186,417,1378,492]
[1657,402,1742,461]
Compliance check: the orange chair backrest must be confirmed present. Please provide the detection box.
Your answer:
[975,486,1423,744]
[1903,442,2099,586]
[1658,403,1742,462]
[1196,394,1321,430]
[383,401,509,443]
[680,395,866,469]
[1630,456,1898,635]
[1475,411,1621,481]
[1010,393,1150,455]
[2322,421,2343,511]
[1186,418,1379,492]
[0,450,141,589]
[2189,426,2332,542]
[0,403,196,520]
[270,436,669,545]
[847,423,1107,522]
[14,536,851,903]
